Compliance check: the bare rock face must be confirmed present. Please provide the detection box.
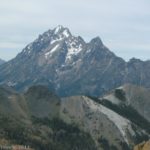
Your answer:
[134,141,150,150]
[101,84,150,123]
[1,26,150,97]
[60,96,149,150]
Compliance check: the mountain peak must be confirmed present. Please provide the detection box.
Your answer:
[53,25,71,38]
[90,36,103,46]
[1,25,143,98]
[54,25,64,33]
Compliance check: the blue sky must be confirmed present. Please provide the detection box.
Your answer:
[0,0,150,61]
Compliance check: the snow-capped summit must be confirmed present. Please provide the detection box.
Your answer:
[54,25,64,34]
[62,29,71,38]
[53,25,71,38]
[21,25,88,65]
[1,25,150,99]
[0,25,123,96]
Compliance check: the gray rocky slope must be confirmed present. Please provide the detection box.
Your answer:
[102,84,150,122]
[60,84,150,149]
[0,25,150,97]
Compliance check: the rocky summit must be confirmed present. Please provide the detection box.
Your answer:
[0,25,150,97]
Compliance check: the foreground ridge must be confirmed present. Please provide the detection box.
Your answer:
[0,85,150,150]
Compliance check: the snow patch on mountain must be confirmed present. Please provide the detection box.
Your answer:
[62,29,70,38]
[65,39,83,62]
[51,29,70,44]
[22,44,32,55]
[45,45,59,58]
[54,25,63,34]
[50,37,63,44]
[66,46,82,61]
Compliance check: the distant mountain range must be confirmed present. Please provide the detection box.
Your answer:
[0,84,149,150]
[0,25,150,97]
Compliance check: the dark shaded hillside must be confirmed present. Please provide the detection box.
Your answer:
[0,115,96,150]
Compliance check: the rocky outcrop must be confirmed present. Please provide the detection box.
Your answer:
[60,96,148,150]
[101,84,150,123]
